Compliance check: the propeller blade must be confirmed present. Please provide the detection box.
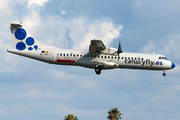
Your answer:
[118,51,120,62]
[118,41,122,53]
[117,41,122,62]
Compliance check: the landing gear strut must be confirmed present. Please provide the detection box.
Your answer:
[163,70,166,76]
[95,65,103,75]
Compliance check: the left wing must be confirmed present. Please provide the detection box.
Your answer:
[89,40,106,53]
[89,39,117,55]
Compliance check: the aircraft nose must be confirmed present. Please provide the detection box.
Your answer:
[171,62,175,69]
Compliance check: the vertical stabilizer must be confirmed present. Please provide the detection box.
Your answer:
[9,21,55,51]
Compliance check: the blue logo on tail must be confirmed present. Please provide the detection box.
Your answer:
[15,28,38,51]
[15,28,27,40]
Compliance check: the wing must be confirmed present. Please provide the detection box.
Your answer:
[89,40,106,53]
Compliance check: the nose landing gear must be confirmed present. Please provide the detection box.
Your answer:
[163,70,166,76]
[163,73,166,76]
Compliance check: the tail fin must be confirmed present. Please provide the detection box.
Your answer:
[9,21,55,51]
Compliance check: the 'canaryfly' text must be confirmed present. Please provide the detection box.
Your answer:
[124,59,163,66]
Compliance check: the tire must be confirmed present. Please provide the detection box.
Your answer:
[163,73,166,76]
[95,68,101,75]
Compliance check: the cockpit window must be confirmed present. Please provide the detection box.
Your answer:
[158,56,168,60]
[163,57,168,60]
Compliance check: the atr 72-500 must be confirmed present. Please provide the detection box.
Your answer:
[7,21,175,76]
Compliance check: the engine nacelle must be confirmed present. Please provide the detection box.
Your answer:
[101,47,118,55]
[104,62,119,69]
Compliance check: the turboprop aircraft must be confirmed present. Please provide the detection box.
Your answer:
[7,21,175,76]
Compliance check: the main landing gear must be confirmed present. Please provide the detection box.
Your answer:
[95,65,103,75]
[163,70,166,76]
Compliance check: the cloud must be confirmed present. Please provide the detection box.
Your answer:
[73,20,123,49]
[55,104,107,120]
[0,103,29,117]
[60,10,66,15]
[27,0,48,7]
[29,16,123,49]
[0,30,21,73]
[141,33,180,64]
[141,40,157,54]
[0,87,74,101]
[46,69,99,90]
[23,10,41,33]
[17,6,123,50]
[0,0,8,12]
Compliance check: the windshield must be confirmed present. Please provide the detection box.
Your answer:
[158,56,168,60]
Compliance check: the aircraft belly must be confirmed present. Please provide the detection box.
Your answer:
[75,59,97,69]
[119,64,167,70]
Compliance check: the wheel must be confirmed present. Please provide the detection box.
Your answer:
[95,67,101,75]
[163,73,166,76]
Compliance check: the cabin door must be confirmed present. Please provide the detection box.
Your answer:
[49,52,54,60]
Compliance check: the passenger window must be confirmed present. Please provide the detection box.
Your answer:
[84,55,86,57]
[142,58,144,60]
[57,53,59,56]
[121,57,123,59]
[77,54,79,57]
[70,54,72,57]
[128,57,130,60]
[111,56,113,59]
[125,57,127,60]
[131,57,133,60]
[115,57,117,59]
[80,55,82,57]
[94,55,96,57]
[73,54,75,57]
[138,58,140,60]
[135,58,137,60]
[64,54,65,56]
[101,56,103,58]
[60,53,62,56]
[91,55,93,57]
[105,56,106,58]
[98,56,99,58]
[87,55,89,57]
[67,54,69,56]
[108,56,110,59]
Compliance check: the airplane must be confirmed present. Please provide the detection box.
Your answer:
[7,21,175,76]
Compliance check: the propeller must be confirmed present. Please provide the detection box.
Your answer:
[117,41,123,62]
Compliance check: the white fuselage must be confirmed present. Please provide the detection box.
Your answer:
[8,21,175,76]
[7,48,173,71]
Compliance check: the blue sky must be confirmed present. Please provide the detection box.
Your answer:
[0,0,180,120]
